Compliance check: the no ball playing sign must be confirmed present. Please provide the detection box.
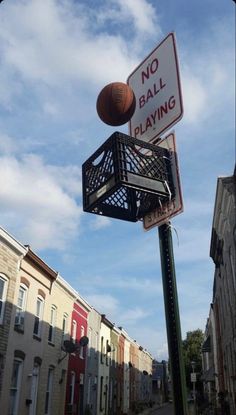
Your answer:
[127,33,183,143]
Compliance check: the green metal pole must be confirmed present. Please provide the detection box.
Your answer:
[158,222,188,415]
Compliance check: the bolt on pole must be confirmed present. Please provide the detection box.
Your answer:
[158,222,188,415]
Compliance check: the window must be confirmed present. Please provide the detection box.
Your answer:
[95,332,98,358]
[101,336,104,364]
[87,328,92,357]
[0,274,8,324]
[100,376,104,411]
[15,283,28,329]
[9,358,23,415]
[69,371,75,405]
[29,364,40,415]
[48,306,57,344]
[87,375,91,405]
[79,326,85,358]
[45,367,54,414]
[62,313,68,345]
[106,340,109,366]
[33,296,44,337]
[71,320,77,343]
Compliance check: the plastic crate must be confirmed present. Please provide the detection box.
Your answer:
[82,132,174,222]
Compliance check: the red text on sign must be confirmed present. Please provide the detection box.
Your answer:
[134,95,176,138]
[141,58,159,84]
[139,78,166,109]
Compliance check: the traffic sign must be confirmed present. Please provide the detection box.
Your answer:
[143,132,183,230]
[191,373,197,383]
[127,33,183,143]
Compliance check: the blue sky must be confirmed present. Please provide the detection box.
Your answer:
[0,0,235,360]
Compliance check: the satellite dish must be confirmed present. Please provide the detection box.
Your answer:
[143,370,148,376]
[107,344,112,353]
[79,336,89,347]
[63,340,77,354]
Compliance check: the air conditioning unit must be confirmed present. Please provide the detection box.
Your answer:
[15,314,24,329]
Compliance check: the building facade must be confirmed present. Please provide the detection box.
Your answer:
[84,307,101,415]
[205,172,236,414]
[0,227,28,406]
[65,294,91,415]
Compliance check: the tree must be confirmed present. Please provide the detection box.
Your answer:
[182,329,204,390]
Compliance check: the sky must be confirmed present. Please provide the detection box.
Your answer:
[0,0,235,360]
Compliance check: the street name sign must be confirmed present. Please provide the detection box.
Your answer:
[127,33,183,143]
[143,132,183,230]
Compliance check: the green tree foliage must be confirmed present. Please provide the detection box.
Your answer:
[182,329,204,389]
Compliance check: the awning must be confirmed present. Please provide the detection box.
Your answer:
[201,367,215,382]
[202,336,211,353]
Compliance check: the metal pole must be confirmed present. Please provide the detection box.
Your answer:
[191,362,196,415]
[158,222,188,415]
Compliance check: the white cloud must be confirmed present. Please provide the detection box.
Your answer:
[78,274,163,296]
[119,306,151,325]
[181,72,207,124]
[106,0,158,35]
[0,154,82,250]
[89,216,111,231]
[0,0,140,100]
[86,294,119,319]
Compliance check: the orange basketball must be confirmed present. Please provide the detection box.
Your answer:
[96,82,136,126]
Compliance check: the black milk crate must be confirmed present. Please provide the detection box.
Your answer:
[82,132,175,222]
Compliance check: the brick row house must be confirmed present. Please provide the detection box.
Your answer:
[202,171,236,414]
[0,227,153,415]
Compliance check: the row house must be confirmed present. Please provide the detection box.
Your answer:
[0,227,76,415]
[59,277,91,415]
[202,171,236,414]
[0,226,153,415]
[84,307,101,414]
[0,227,28,400]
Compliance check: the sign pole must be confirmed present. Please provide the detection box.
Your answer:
[158,222,188,415]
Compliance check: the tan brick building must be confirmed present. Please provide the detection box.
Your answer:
[0,228,76,415]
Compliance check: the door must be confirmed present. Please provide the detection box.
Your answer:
[29,365,39,415]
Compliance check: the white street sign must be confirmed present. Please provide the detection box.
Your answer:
[191,373,197,383]
[143,132,183,230]
[127,33,183,143]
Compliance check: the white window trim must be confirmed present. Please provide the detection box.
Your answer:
[0,274,8,325]
[33,295,44,337]
[48,305,57,344]
[71,320,77,343]
[15,283,28,327]
[9,358,23,415]
[62,313,69,345]
[45,367,54,415]
[79,326,85,358]
[88,328,92,357]
[87,375,91,405]
[69,371,75,405]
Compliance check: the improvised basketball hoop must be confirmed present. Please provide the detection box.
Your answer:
[82,131,175,222]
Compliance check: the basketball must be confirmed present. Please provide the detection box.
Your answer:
[96,82,136,126]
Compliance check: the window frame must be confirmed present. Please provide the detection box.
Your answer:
[33,295,44,338]
[15,283,28,330]
[48,305,57,344]
[44,367,54,415]
[79,326,85,359]
[87,327,92,357]
[61,313,68,346]
[69,371,75,405]
[0,274,8,325]
[9,358,23,415]
[71,320,77,344]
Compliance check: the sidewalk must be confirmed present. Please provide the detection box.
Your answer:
[142,402,170,415]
